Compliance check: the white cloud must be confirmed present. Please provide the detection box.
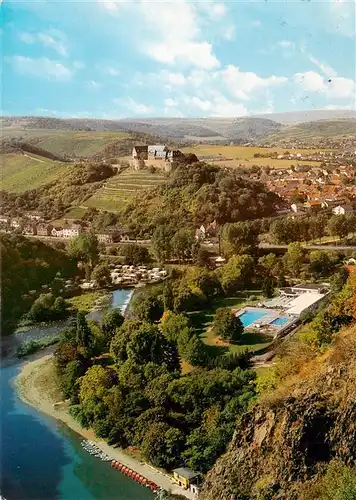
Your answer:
[294,70,356,100]
[135,0,221,69]
[222,65,288,100]
[19,29,68,56]
[115,97,154,115]
[327,77,356,99]
[294,71,325,92]
[86,80,103,89]
[251,20,262,28]
[7,56,73,81]
[164,98,178,107]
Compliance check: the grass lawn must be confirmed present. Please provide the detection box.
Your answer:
[67,290,107,313]
[189,291,273,357]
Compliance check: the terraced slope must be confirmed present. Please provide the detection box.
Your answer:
[83,168,166,212]
[1,154,69,193]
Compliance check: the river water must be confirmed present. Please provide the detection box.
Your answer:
[0,289,154,500]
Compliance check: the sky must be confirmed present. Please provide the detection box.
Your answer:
[2,0,356,119]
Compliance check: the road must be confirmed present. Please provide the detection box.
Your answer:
[24,234,356,251]
[259,243,356,251]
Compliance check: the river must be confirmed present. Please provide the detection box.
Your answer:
[0,289,155,500]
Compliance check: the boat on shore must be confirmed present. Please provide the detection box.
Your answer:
[111,460,161,493]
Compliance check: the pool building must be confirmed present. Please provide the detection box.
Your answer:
[236,284,329,338]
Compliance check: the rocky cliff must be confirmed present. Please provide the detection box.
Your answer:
[199,326,356,500]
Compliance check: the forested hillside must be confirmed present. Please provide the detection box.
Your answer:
[122,162,279,237]
[1,234,77,333]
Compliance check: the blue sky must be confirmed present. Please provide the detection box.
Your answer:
[2,0,356,118]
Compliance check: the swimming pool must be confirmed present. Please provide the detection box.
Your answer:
[238,309,269,328]
[270,316,289,327]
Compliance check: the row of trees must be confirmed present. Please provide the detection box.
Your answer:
[269,213,356,245]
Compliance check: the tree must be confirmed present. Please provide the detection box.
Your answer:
[159,311,190,343]
[184,334,207,366]
[220,221,259,257]
[101,308,124,345]
[76,311,93,351]
[110,320,142,363]
[120,243,150,266]
[218,254,254,294]
[284,242,304,278]
[171,229,195,261]
[193,246,212,268]
[262,276,275,298]
[91,263,111,288]
[163,281,175,311]
[131,286,164,323]
[309,250,332,278]
[327,214,349,240]
[67,232,99,269]
[141,422,183,468]
[127,323,180,373]
[213,308,244,343]
[151,225,174,262]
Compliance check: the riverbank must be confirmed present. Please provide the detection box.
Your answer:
[16,355,195,499]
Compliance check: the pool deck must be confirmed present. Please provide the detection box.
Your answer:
[236,307,297,336]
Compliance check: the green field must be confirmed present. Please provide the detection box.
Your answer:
[182,145,323,169]
[1,153,69,193]
[83,168,167,212]
[1,128,130,158]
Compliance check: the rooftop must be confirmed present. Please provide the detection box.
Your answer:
[173,467,199,480]
[285,292,325,316]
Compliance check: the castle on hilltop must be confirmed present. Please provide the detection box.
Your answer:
[132,145,185,171]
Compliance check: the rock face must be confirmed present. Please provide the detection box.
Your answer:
[199,331,356,500]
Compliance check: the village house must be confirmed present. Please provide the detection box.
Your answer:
[172,467,200,493]
[304,201,322,213]
[37,223,53,237]
[332,204,354,215]
[97,232,114,244]
[51,226,64,238]
[23,223,38,236]
[10,218,22,229]
[62,223,82,239]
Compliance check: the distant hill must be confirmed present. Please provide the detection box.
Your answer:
[256,109,356,125]
[2,115,284,143]
[2,110,356,150]
[264,118,356,144]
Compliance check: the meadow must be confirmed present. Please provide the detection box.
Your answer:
[1,154,69,193]
[182,145,324,169]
